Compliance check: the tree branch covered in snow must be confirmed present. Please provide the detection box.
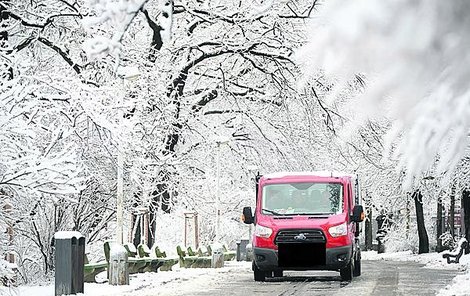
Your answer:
[297,0,470,186]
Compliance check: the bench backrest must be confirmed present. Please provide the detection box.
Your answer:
[123,243,137,257]
[187,246,197,256]
[154,246,167,258]
[176,245,187,258]
[138,244,151,258]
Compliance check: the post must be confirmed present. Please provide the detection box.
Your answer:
[215,142,220,242]
[116,66,141,245]
[365,207,373,250]
[247,165,257,243]
[184,212,199,248]
[55,231,85,296]
[117,150,124,245]
[214,138,230,242]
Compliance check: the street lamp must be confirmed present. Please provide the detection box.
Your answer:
[116,66,140,244]
[246,165,258,242]
[215,137,230,242]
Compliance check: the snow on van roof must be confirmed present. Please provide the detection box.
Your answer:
[263,171,356,179]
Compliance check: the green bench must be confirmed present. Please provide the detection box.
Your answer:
[123,242,138,257]
[153,245,178,271]
[104,241,162,275]
[222,245,236,261]
[176,245,212,268]
[207,244,236,261]
[85,241,179,281]
[84,254,107,283]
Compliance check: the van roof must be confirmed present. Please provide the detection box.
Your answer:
[262,171,356,179]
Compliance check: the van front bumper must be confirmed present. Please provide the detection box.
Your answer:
[253,245,352,271]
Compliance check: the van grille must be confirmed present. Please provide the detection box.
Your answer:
[275,229,326,244]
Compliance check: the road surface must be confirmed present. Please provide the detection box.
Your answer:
[151,260,458,296]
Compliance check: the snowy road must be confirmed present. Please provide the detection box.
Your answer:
[151,260,457,296]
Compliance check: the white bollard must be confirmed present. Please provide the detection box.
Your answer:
[109,245,129,285]
[246,243,253,261]
[211,245,224,268]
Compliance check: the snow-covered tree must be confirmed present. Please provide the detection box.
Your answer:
[297,0,470,186]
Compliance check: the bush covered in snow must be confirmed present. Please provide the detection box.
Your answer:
[0,259,17,287]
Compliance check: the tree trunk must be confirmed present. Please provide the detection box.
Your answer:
[450,185,455,237]
[406,195,410,239]
[436,198,443,252]
[365,207,373,250]
[413,190,429,254]
[462,189,470,254]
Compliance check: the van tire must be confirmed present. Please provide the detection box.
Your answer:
[253,263,266,282]
[353,251,361,277]
[340,261,354,281]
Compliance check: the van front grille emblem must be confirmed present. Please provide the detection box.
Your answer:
[294,233,307,241]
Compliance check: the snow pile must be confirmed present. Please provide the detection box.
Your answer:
[438,254,470,296]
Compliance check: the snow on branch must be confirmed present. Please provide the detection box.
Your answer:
[297,0,470,186]
[82,0,149,60]
[159,0,173,44]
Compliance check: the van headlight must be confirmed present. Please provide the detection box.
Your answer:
[254,224,273,238]
[328,222,348,237]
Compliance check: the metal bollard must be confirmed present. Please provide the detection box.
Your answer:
[54,231,85,296]
[236,240,249,261]
[109,245,129,285]
[211,245,224,268]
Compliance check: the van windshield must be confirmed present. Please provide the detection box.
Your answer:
[261,182,343,216]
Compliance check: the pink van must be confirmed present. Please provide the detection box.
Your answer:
[242,172,364,281]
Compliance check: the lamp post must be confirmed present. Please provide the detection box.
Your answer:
[215,138,230,242]
[116,66,140,244]
[246,165,257,242]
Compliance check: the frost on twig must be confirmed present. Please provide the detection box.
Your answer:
[159,0,173,44]
[82,0,149,60]
[250,0,274,19]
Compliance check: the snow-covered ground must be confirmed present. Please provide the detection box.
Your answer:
[3,261,252,296]
[363,250,470,295]
[4,251,469,296]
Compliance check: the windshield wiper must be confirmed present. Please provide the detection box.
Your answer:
[261,208,284,216]
[295,212,332,216]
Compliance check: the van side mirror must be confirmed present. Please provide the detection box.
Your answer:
[351,205,364,222]
[242,207,254,224]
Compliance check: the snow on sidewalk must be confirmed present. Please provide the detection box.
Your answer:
[363,250,470,295]
[6,261,252,296]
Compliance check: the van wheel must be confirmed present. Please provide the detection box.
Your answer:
[353,251,361,277]
[340,261,354,281]
[273,270,283,277]
[253,263,266,282]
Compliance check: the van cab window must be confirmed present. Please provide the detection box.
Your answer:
[261,182,343,215]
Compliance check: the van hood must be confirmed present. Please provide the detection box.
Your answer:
[261,213,346,230]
